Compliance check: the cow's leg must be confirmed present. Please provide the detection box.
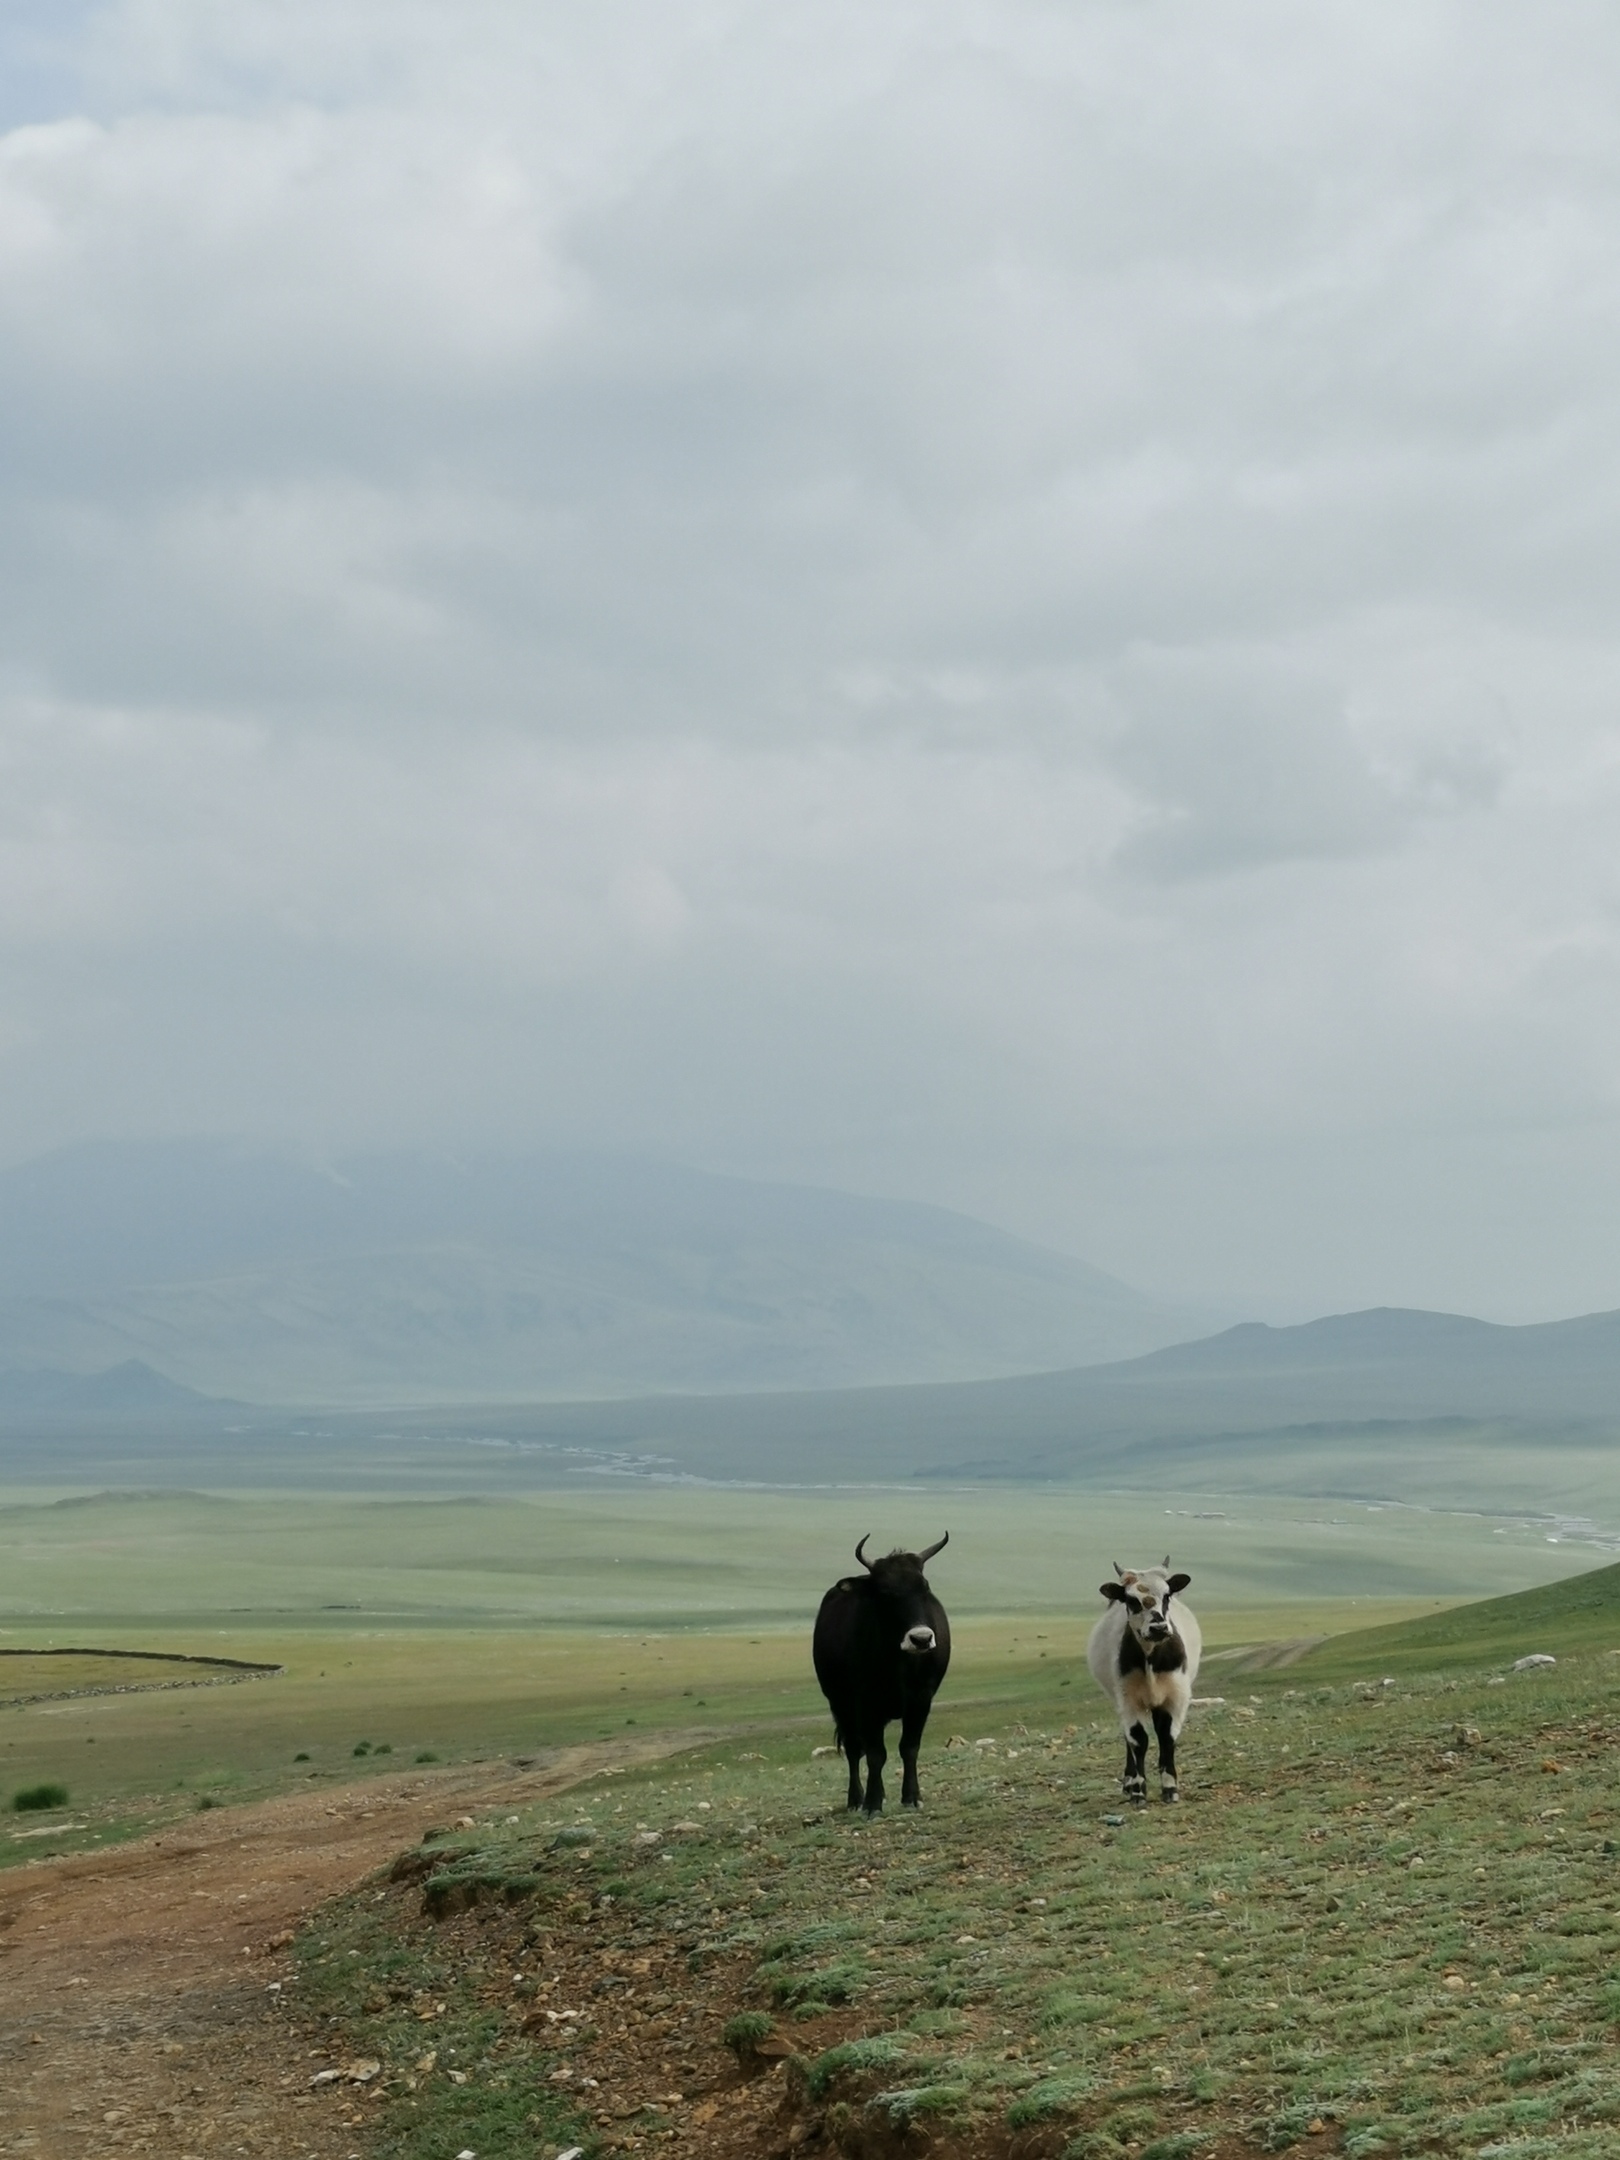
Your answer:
[898,1706,929,1807]
[1152,1705,1180,1802]
[1123,1720,1149,1804]
[863,1734,888,1814]
[842,1728,864,1811]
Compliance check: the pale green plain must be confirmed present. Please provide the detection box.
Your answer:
[0,1481,1607,1862]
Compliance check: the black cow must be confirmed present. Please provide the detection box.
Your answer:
[812,1533,951,1813]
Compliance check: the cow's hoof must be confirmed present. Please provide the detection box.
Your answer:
[863,1803,885,1817]
[1160,1787,1181,1804]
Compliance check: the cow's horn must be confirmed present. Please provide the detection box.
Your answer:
[1162,1554,1172,1569]
[917,1532,949,1563]
[855,1534,874,1570]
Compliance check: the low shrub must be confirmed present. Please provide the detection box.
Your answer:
[12,1782,68,1812]
[1007,2073,1096,2127]
[804,2035,912,2099]
[872,2083,969,2124]
[771,1958,863,2008]
[723,2010,776,2057]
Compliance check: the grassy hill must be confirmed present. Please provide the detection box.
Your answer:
[7,1492,1620,2156]
[1300,1557,1620,1680]
[279,1556,1620,2160]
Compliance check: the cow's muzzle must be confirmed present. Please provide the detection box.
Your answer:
[902,1626,937,1654]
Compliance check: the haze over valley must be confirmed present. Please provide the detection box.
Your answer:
[0,1139,1214,1404]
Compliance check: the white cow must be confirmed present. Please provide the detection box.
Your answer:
[1086,1559,1202,1804]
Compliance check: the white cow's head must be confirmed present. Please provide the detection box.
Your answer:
[1100,1559,1191,1649]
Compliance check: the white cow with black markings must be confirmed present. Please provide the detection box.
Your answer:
[1086,1558,1202,1804]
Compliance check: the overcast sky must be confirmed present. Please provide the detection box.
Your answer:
[4,0,1620,1321]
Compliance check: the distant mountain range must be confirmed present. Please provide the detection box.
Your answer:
[365,1302,1620,1497]
[0,1141,1211,1404]
[1,1302,1618,1520]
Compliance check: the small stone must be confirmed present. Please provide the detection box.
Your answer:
[1308,2120,1326,2134]
[1443,1975,1466,1991]
[1514,1654,1556,1670]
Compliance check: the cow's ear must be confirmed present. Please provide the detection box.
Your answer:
[1166,1572,1191,1595]
[1100,1581,1126,1603]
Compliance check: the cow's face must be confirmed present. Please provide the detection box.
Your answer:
[867,1551,940,1655]
[1100,1566,1191,1649]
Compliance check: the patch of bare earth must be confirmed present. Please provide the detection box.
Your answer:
[0,1738,696,2160]
[394,1864,1289,2160]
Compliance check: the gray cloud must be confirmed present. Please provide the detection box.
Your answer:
[1,1,1620,1322]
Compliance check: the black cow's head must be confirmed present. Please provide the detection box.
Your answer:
[1100,1559,1191,1650]
[855,1533,948,1655]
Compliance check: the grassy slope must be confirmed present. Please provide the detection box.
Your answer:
[1,1484,1606,1865]
[291,1561,1620,2160]
[1300,1560,1620,1680]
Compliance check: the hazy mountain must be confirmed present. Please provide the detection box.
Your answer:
[0,1360,221,1420]
[0,1141,1209,1403]
[4,1306,1620,1524]
[283,1302,1620,1511]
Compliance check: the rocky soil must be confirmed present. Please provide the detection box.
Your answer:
[0,1738,696,2160]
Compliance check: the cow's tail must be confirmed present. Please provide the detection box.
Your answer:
[832,1720,847,1760]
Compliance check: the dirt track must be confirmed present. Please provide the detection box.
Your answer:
[0,1738,699,2160]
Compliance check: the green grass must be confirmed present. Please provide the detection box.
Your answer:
[11,1780,68,1811]
[0,1484,1603,1624]
[293,1566,1620,2158]
[5,1475,1620,2152]
[0,1482,1606,1870]
[1300,1559,1620,1681]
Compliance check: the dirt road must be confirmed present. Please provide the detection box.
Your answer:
[0,1738,698,2160]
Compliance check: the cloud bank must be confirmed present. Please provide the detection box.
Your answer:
[3,0,1620,1319]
